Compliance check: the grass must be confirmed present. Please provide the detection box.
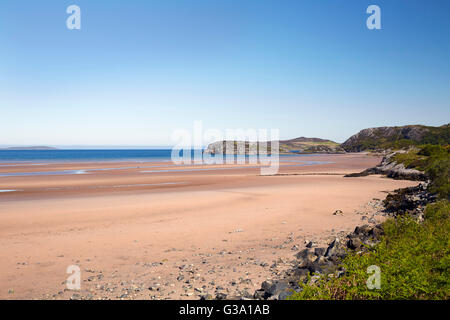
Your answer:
[288,200,450,300]
[291,141,339,146]
[392,145,449,199]
[288,144,449,300]
[392,150,427,169]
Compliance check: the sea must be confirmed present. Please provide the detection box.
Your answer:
[0,149,316,163]
[0,149,327,180]
[0,149,188,163]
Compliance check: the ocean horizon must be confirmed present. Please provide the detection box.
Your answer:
[0,149,306,163]
[0,149,192,163]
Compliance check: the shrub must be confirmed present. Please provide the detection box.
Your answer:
[288,200,450,300]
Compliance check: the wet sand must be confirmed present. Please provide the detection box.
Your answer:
[0,154,418,299]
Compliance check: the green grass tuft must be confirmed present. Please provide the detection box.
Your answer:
[288,200,450,300]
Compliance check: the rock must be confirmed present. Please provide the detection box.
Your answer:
[325,238,346,259]
[295,249,317,267]
[241,290,253,299]
[333,210,344,216]
[200,294,213,300]
[347,237,362,250]
[260,280,290,299]
[253,290,266,300]
[278,291,293,300]
[369,225,384,239]
[307,259,336,275]
[354,225,371,236]
[293,267,309,279]
[305,241,317,248]
[261,280,273,293]
[345,150,427,181]
[215,292,227,300]
[314,247,326,256]
[295,248,312,259]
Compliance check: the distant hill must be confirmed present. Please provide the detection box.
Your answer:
[279,137,344,153]
[204,137,344,155]
[341,124,450,152]
[0,146,58,150]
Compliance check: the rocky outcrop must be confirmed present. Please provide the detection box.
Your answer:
[383,183,436,222]
[341,124,449,152]
[345,151,427,181]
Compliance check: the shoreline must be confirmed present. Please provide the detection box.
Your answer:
[0,153,418,300]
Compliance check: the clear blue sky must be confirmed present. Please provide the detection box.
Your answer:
[1,0,449,146]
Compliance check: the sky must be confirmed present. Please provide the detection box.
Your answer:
[1,0,449,147]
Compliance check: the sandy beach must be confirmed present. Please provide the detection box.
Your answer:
[0,153,418,299]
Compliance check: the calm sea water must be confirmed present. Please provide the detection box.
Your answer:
[0,150,327,178]
[0,149,182,162]
[0,149,318,163]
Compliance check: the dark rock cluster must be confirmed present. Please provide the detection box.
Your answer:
[383,183,436,221]
[250,223,385,300]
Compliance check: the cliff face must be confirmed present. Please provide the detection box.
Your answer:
[341,124,449,152]
[204,137,344,155]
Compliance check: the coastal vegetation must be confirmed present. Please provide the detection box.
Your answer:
[341,124,449,152]
[289,143,449,300]
[393,145,449,199]
[289,200,449,299]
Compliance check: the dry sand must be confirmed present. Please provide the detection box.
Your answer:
[0,153,418,299]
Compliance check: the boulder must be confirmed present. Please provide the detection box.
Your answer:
[306,241,317,248]
[354,225,371,236]
[306,256,337,274]
[259,280,291,299]
[295,249,317,267]
[215,292,227,300]
[314,247,327,257]
[369,225,384,238]
[253,290,265,300]
[325,238,344,258]
[346,237,362,250]
[293,267,310,279]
